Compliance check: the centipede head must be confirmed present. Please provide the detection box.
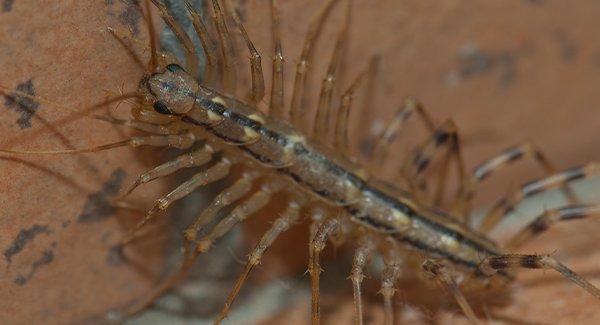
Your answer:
[138,63,200,116]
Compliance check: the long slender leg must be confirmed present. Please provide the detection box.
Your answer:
[454,143,580,220]
[349,234,375,325]
[310,217,340,325]
[268,0,285,119]
[313,1,351,143]
[370,97,436,168]
[402,119,467,211]
[120,158,233,245]
[150,0,199,77]
[290,0,342,131]
[231,11,265,105]
[119,145,216,198]
[184,170,262,242]
[334,67,369,155]
[185,0,220,86]
[422,260,479,324]
[506,204,600,250]
[143,0,159,70]
[479,254,600,299]
[195,180,285,252]
[114,245,200,320]
[211,0,237,94]
[380,250,403,325]
[215,198,304,324]
[479,163,600,233]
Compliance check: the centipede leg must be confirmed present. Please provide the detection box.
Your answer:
[479,254,600,300]
[185,0,220,86]
[370,97,436,168]
[422,260,479,324]
[210,0,237,94]
[310,217,340,325]
[195,180,285,253]
[119,144,216,198]
[215,198,304,324]
[479,162,600,232]
[184,170,262,242]
[120,158,233,246]
[231,11,265,105]
[403,119,467,212]
[290,0,342,130]
[151,0,199,78]
[313,0,352,143]
[143,0,159,70]
[380,250,403,325]
[455,143,580,221]
[268,0,285,118]
[334,64,370,155]
[506,204,600,250]
[349,234,375,325]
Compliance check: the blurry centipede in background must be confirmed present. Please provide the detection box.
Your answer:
[1,0,600,324]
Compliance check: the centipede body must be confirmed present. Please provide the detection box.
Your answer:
[1,0,600,324]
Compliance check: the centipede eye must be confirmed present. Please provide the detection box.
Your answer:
[153,101,172,115]
[166,63,185,73]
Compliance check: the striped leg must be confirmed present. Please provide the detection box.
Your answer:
[120,157,233,246]
[402,119,467,212]
[269,0,285,118]
[210,0,237,94]
[290,0,343,131]
[506,204,600,250]
[215,198,305,324]
[455,143,580,220]
[479,163,600,233]
[231,11,265,104]
[479,254,600,300]
[422,260,479,324]
[370,97,436,168]
[151,0,199,77]
[185,0,220,87]
[313,0,351,143]
[334,65,370,155]
[380,250,403,325]
[349,234,375,325]
[310,217,340,325]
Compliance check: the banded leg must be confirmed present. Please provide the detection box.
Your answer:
[120,158,233,245]
[215,198,304,324]
[479,254,600,299]
[380,250,403,325]
[195,180,285,253]
[310,217,340,325]
[210,0,237,94]
[119,145,216,198]
[184,170,262,242]
[402,119,467,210]
[290,0,342,131]
[334,66,369,155]
[115,245,200,320]
[185,0,220,86]
[455,143,579,220]
[422,260,479,324]
[349,234,375,325]
[143,0,159,70]
[269,0,285,118]
[506,204,600,250]
[479,163,600,233]
[231,11,265,104]
[151,0,199,78]
[313,0,351,142]
[370,97,436,168]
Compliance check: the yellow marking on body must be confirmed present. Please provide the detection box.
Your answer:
[248,113,266,124]
[439,233,460,250]
[207,110,223,122]
[243,126,260,142]
[211,96,227,106]
[392,209,411,228]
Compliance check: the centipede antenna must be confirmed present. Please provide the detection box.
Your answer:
[0,139,131,155]
[107,27,146,70]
